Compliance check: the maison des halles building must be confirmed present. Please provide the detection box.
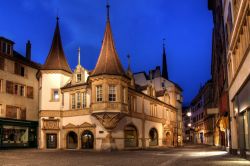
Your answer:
[0,5,183,150]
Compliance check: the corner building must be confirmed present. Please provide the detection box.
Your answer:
[39,5,182,150]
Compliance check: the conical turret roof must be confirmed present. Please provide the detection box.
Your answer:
[91,5,125,77]
[43,18,72,74]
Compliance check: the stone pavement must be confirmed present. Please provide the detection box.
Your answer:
[0,144,250,166]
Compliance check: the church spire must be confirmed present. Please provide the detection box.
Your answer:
[43,17,72,73]
[106,0,110,21]
[162,39,168,79]
[91,1,125,76]
[78,47,81,65]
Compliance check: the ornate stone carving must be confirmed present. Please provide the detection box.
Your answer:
[63,123,76,129]
[43,119,59,130]
[79,122,96,128]
[92,112,125,130]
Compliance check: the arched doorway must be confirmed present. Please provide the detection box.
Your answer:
[81,130,94,149]
[149,128,158,146]
[66,131,78,149]
[124,125,138,148]
[166,132,171,146]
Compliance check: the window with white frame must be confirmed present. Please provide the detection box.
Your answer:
[109,85,116,102]
[96,85,103,102]
[82,92,87,108]
[71,94,76,109]
[76,92,81,109]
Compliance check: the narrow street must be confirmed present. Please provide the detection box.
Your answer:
[0,145,249,166]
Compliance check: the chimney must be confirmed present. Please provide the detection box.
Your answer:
[26,40,31,60]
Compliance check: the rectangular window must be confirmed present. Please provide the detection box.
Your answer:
[20,85,25,96]
[122,87,126,103]
[6,80,13,94]
[7,44,11,55]
[76,92,81,109]
[0,57,4,70]
[2,42,6,53]
[14,63,25,77]
[14,84,18,95]
[82,92,87,108]
[96,85,103,102]
[20,108,26,120]
[27,86,33,98]
[51,89,59,101]
[71,94,76,109]
[6,105,17,119]
[109,85,116,102]
[76,74,81,82]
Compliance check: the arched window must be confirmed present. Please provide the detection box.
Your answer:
[124,125,138,147]
[149,128,158,146]
[66,131,78,149]
[81,130,94,149]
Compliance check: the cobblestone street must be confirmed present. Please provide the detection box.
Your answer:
[0,145,249,166]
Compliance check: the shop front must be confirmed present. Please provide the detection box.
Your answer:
[0,118,38,148]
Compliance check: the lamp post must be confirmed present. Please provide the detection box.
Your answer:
[187,111,192,143]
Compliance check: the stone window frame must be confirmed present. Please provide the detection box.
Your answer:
[76,73,81,82]
[71,93,76,109]
[96,85,103,102]
[76,92,81,109]
[108,84,116,102]
[82,92,87,108]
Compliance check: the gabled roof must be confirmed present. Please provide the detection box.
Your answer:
[91,6,125,77]
[43,18,72,74]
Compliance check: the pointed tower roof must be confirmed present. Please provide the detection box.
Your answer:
[91,3,125,77]
[162,39,168,79]
[43,17,72,73]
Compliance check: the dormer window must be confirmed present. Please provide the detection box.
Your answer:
[1,42,12,55]
[76,74,81,82]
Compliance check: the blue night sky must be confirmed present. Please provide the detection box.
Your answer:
[0,0,213,105]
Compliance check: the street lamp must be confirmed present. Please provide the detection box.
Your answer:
[187,111,192,143]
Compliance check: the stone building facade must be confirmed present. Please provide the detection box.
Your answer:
[0,37,40,148]
[190,80,217,145]
[209,0,250,157]
[38,5,183,150]
[208,0,231,151]
[223,0,250,156]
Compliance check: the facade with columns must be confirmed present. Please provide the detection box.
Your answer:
[37,5,183,150]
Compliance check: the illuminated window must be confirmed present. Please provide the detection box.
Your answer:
[76,92,81,109]
[71,94,75,109]
[96,85,102,102]
[109,85,116,102]
[52,89,59,101]
[82,92,87,108]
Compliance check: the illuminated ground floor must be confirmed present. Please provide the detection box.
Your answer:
[0,144,249,166]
